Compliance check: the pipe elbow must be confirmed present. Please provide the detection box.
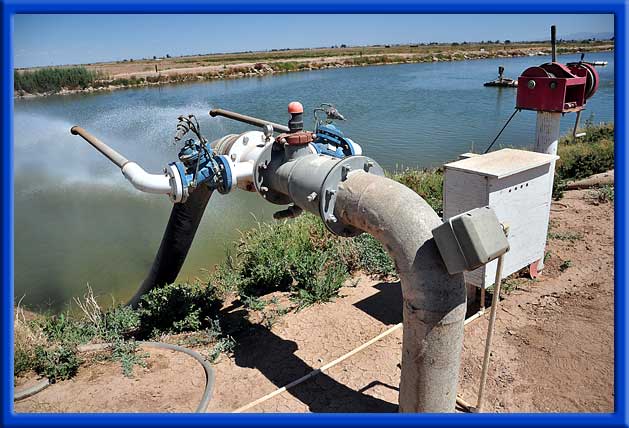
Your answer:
[121,162,173,195]
[335,171,466,413]
[335,171,465,314]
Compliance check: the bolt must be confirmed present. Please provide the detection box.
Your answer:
[527,80,536,89]
[230,154,237,162]
[341,165,352,181]
[363,161,374,172]
[326,189,336,198]
[328,215,338,223]
[260,186,269,193]
[243,136,249,145]
[549,81,557,89]
[306,192,318,202]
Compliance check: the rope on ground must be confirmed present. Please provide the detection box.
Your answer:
[233,309,487,413]
[14,341,215,413]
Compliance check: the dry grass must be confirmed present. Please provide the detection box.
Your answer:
[73,284,102,330]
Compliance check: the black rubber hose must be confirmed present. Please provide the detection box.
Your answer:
[128,185,213,308]
[14,341,215,413]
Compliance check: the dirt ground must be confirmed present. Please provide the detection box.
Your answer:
[14,188,614,413]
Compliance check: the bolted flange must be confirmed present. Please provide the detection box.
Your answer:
[320,156,384,236]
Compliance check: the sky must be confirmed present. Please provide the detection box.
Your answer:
[14,14,614,68]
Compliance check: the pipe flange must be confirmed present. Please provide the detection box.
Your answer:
[214,155,234,194]
[167,163,187,203]
[320,156,384,236]
[253,143,292,205]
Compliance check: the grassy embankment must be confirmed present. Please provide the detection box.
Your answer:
[14,40,612,96]
[14,122,614,383]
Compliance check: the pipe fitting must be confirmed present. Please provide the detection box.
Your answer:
[254,148,384,235]
[334,171,466,412]
[121,162,176,195]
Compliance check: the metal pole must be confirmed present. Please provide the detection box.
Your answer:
[572,110,583,141]
[70,126,129,168]
[209,108,290,133]
[551,25,557,63]
[475,253,505,412]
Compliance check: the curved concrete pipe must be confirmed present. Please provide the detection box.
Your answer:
[334,171,466,412]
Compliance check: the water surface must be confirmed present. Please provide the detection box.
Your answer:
[14,52,614,310]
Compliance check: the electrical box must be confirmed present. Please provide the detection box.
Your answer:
[432,206,510,275]
[443,148,558,288]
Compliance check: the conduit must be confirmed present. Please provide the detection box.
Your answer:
[334,172,467,412]
[14,341,215,413]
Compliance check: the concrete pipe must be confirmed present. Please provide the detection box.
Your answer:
[334,171,467,413]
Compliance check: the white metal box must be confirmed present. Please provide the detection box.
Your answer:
[443,148,558,288]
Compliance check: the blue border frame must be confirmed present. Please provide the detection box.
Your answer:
[1,1,627,427]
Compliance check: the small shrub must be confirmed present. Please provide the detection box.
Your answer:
[587,185,614,204]
[136,282,222,338]
[556,137,614,181]
[353,234,396,278]
[292,260,347,309]
[101,305,140,340]
[241,295,267,311]
[33,345,81,382]
[389,168,443,215]
[207,336,236,363]
[110,340,148,377]
[559,260,573,272]
[38,313,96,346]
[14,348,33,377]
[552,175,567,201]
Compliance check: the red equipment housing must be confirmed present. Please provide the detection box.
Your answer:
[516,62,599,113]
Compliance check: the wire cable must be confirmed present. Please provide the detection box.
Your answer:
[483,108,520,154]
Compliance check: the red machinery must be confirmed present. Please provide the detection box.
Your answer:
[516,25,599,113]
[516,61,599,113]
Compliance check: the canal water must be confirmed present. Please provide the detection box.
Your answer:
[14,52,614,310]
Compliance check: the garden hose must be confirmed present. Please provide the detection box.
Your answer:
[14,341,215,413]
[13,379,50,401]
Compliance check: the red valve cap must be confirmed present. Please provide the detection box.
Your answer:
[288,101,304,114]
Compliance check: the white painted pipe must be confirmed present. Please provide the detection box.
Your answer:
[534,111,562,155]
[121,162,174,195]
[231,161,255,187]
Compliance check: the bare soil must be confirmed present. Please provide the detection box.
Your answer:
[14,188,614,413]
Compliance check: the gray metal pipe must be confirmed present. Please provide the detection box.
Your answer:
[334,171,466,412]
[209,108,290,133]
[70,126,129,168]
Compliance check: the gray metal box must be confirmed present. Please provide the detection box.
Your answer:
[432,206,509,275]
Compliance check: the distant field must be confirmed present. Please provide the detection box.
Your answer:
[14,40,614,96]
